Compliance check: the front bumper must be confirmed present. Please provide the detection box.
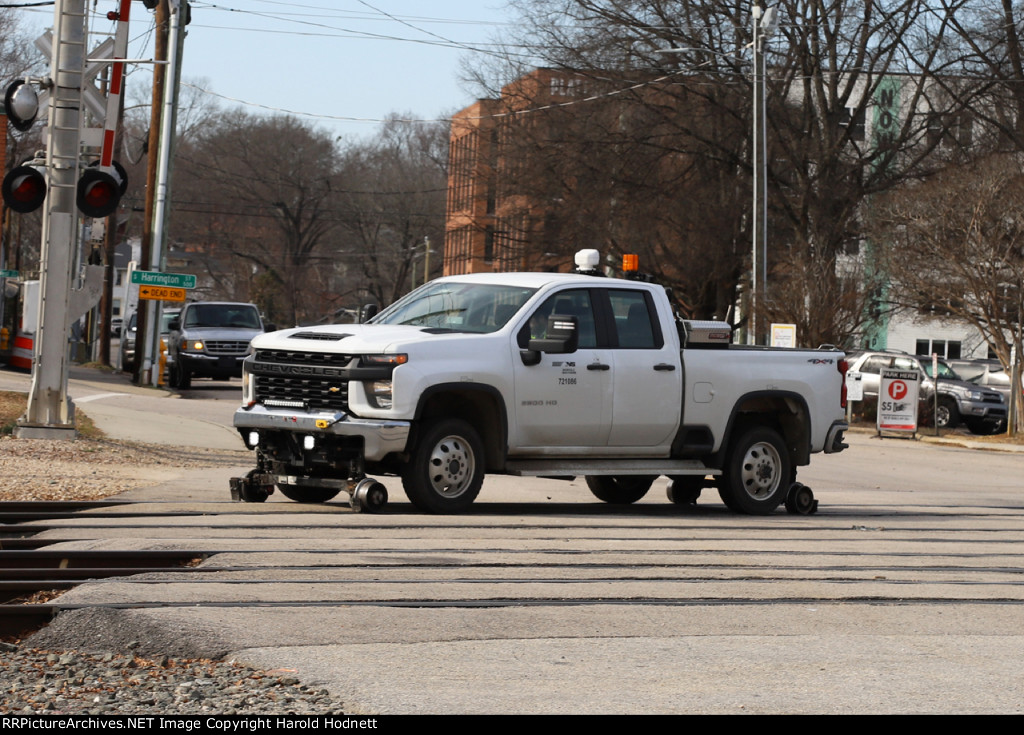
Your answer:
[180,352,246,378]
[958,398,1007,422]
[233,404,410,461]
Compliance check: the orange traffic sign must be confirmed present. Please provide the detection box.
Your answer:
[138,285,186,302]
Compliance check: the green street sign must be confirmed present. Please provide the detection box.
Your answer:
[0,269,18,278]
[131,270,196,289]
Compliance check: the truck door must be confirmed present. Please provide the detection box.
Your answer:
[603,289,682,449]
[510,288,613,451]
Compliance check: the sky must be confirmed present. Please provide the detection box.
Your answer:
[17,0,523,141]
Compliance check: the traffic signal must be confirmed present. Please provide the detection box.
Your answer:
[2,164,46,213]
[76,161,126,218]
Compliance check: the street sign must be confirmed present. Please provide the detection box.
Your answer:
[139,285,186,302]
[846,371,864,402]
[878,368,920,434]
[0,269,18,278]
[131,270,196,289]
[770,323,797,348]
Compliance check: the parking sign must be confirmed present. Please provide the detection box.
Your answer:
[878,368,920,433]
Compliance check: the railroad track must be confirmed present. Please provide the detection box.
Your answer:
[4,494,1024,643]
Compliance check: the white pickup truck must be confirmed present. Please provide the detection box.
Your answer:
[231,253,849,514]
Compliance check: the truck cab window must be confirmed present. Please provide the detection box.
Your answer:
[609,290,660,349]
[518,289,597,348]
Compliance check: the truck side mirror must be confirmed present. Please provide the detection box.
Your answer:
[360,303,379,323]
[528,313,579,354]
[168,318,180,331]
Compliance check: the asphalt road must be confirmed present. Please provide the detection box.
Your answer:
[6,365,1024,714]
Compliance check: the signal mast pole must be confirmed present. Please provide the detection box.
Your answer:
[15,0,86,438]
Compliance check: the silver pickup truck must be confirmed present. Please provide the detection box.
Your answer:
[167,302,265,389]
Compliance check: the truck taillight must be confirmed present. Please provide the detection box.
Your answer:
[838,358,849,408]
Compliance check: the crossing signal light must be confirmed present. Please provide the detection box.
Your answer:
[2,164,47,213]
[4,80,40,132]
[76,162,126,218]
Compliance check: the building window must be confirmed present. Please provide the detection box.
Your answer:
[838,107,866,141]
[927,111,973,149]
[915,339,961,359]
[483,225,495,264]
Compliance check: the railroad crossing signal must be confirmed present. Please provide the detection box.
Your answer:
[1,164,47,213]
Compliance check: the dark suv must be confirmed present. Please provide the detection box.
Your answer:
[167,302,264,388]
[848,351,1007,434]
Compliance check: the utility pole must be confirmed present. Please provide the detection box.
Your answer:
[143,0,187,386]
[135,0,168,386]
[749,3,777,346]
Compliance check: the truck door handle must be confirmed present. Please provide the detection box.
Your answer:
[587,363,610,371]
[653,363,676,371]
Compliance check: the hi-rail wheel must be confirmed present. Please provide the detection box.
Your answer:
[350,478,388,513]
[277,485,343,503]
[666,475,704,505]
[586,475,655,504]
[785,482,818,515]
[230,469,271,503]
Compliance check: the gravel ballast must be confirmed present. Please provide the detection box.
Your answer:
[0,425,355,715]
[0,642,347,715]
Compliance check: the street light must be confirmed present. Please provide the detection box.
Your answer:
[751,4,779,345]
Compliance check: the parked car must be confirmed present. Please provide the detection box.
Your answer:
[847,351,1007,434]
[119,308,180,372]
[949,358,1022,408]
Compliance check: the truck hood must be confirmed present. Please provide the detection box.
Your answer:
[251,323,482,354]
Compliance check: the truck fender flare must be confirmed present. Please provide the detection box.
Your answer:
[714,390,812,467]
[412,383,509,470]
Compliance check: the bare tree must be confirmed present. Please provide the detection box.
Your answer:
[871,153,1024,428]
[172,112,342,326]
[467,0,985,344]
[335,115,449,310]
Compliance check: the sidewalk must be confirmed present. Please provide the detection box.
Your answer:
[1,363,242,451]
[848,424,1024,453]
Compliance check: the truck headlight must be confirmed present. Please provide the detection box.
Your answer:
[369,380,393,409]
[241,365,255,407]
[183,340,205,352]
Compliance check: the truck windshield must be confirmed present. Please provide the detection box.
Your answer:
[184,304,262,329]
[373,283,536,333]
[922,360,963,380]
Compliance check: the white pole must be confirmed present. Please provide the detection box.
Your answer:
[750,4,762,345]
[145,1,185,386]
[17,0,85,438]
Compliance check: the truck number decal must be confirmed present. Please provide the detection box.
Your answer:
[558,377,577,385]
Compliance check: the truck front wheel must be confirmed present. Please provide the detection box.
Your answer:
[935,398,959,429]
[718,427,791,515]
[585,476,655,504]
[401,418,484,513]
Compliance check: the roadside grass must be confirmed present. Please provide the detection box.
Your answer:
[0,390,102,438]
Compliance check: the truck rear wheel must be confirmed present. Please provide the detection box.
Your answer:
[718,427,791,515]
[401,418,484,513]
[585,476,655,504]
